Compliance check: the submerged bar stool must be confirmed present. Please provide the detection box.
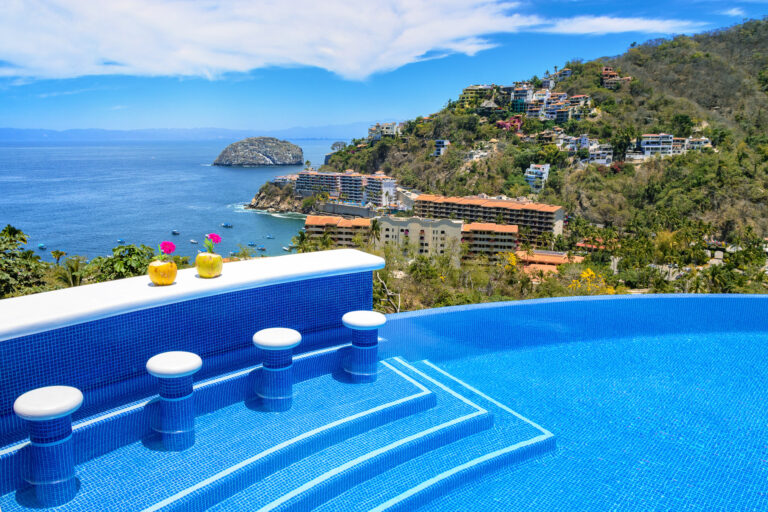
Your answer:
[14,385,83,506]
[253,328,301,411]
[146,351,202,451]
[342,310,386,383]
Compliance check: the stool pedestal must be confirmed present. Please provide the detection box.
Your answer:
[253,328,301,411]
[14,386,83,506]
[342,311,386,383]
[146,351,202,451]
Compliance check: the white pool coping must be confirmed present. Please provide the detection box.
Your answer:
[0,249,385,342]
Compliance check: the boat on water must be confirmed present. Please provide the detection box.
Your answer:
[117,239,126,244]
[37,243,46,250]
[221,223,234,229]
[190,239,199,244]
[247,242,257,247]
[257,245,266,251]
[171,230,180,235]
[282,246,290,252]
[265,234,274,239]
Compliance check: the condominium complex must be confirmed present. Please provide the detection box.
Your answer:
[461,223,518,257]
[379,217,463,255]
[303,216,371,247]
[413,194,564,237]
[304,215,519,257]
[294,170,397,207]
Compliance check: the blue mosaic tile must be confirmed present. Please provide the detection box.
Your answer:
[0,271,373,446]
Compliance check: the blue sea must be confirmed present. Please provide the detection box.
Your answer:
[0,139,333,261]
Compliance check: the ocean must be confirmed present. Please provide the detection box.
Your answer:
[0,139,333,261]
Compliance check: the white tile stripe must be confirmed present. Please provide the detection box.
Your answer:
[253,360,489,512]
[368,433,552,512]
[0,344,353,458]
[255,411,486,512]
[141,365,429,512]
[390,358,487,413]
[366,359,556,512]
[420,360,553,437]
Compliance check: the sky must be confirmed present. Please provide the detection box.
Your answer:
[0,0,765,132]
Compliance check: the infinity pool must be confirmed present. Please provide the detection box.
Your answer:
[1,287,766,511]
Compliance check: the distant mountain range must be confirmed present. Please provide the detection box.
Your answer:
[0,122,377,142]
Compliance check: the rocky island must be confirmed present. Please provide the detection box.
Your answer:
[213,137,303,166]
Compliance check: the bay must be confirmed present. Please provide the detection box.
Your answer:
[0,139,333,261]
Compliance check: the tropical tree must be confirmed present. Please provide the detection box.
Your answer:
[51,250,67,266]
[54,256,88,288]
[0,225,48,297]
[89,244,155,282]
[369,218,381,245]
[331,141,346,152]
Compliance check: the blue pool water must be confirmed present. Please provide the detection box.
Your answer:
[0,139,331,260]
[2,294,767,510]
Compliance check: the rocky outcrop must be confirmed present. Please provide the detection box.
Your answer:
[213,137,303,166]
[244,183,310,213]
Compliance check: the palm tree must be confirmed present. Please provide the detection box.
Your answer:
[369,218,381,245]
[320,232,334,250]
[51,250,67,266]
[54,256,87,287]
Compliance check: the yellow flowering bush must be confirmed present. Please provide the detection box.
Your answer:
[568,267,616,295]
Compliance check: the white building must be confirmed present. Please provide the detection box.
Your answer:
[524,164,551,193]
[434,140,451,157]
[640,133,674,156]
[368,122,402,140]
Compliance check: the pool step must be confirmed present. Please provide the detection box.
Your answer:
[206,358,495,511]
[313,358,556,512]
[0,361,433,512]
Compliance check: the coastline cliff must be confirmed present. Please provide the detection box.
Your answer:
[213,137,303,166]
[245,183,313,213]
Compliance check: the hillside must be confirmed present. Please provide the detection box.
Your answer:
[321,18,768,240]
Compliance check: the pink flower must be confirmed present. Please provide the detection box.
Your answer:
[160,241,176,255]
[206,233,222,244]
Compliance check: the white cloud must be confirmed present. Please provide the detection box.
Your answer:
[0,1,707,81]
[539,16,707,35]
[720,7,746,16]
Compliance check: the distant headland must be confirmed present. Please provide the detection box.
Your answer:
[213,137,303,166]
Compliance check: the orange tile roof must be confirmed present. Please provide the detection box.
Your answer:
[415,194,562,213]
[516,251,584,265]
[305,215,343,227]
[338,218,371,228]
[462,222,519,234]
[522,263,560,275]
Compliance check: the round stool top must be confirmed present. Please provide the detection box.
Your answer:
[342,310,387,330]
[252,328,302,350]
[146,351,203,378]
[14,386,83,421]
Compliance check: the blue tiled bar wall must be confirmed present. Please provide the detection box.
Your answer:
[0,271,373,446]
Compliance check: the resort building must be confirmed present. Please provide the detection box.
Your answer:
[339,171,366,204]
[461,223,519,257]
[524,164,551,193]
[364,172,397,207]
[295,170,341,197]
[295,169,398,207]
[303,215,371,247]
[378,217,463,255]
[413,194,565,239]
